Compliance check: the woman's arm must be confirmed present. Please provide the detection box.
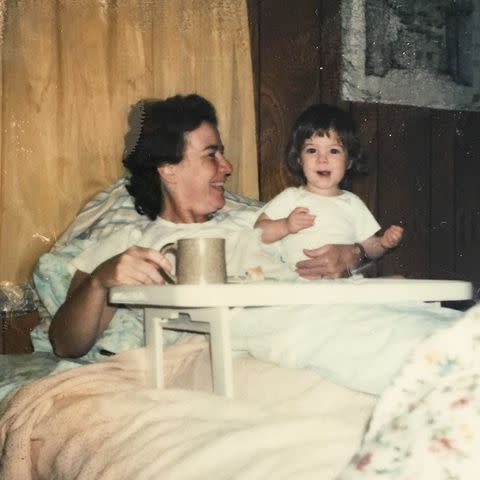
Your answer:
[295,244,362,279]
[49,246,172,358]
[49,270,114,358]
[254,209,315,243]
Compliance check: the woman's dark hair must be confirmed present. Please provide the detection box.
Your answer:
[122,94,218,220]
[285,103,364,189]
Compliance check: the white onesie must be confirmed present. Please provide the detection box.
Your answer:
[260,187,381,268]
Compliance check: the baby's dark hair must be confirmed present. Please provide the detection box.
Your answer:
[122,94,218,220]
[285,103,363,188]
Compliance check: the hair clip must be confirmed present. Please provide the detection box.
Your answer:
[123,100,145,158]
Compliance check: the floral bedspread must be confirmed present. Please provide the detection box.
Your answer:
[338,302,480,480]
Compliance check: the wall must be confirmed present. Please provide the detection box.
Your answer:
[0,0,257,284]
[248,0,480,291]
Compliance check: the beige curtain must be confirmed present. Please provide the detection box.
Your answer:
[0,0,258,283]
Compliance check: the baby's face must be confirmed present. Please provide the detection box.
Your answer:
[299,130,351,196]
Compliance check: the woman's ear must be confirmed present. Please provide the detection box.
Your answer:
[157,164,177,184]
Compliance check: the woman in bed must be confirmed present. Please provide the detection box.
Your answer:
[49,93,362,359]
[48,94,459,395]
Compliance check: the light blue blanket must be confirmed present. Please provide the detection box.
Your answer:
[0,352,86,401]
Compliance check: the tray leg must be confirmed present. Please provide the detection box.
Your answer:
[144,306,233,397]
[144,308,167,388]
[203,307,233,398]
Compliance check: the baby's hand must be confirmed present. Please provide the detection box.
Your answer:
[287,207,315,233]
[380,225,404,249]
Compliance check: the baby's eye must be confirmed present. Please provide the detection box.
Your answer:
[305,147,317,154]
[329,148,341,154]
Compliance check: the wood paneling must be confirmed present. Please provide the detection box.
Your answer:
[376,106,431,277]
[318,0,344,106]
[256,0,321,201]
[350,104,379,214]
[249,0,480,290]
[430,110,457,279]
[455,111,480,293]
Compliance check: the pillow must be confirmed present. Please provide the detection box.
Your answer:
[58,176,262,245]
[56,177,151,245]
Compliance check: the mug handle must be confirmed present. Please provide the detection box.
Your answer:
[159,243,177,284]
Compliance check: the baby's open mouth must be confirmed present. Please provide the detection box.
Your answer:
[317,170,331,177]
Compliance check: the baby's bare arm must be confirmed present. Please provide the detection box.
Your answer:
[254,208,315,243]
[362,225,404,259]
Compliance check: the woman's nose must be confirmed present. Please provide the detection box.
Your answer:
[218,154,233,174]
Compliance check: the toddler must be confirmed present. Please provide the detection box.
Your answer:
[254,103,403,271]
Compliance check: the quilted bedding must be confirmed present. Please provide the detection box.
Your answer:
[338,302,480,480]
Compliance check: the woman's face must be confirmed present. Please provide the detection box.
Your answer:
[161,121,233,222]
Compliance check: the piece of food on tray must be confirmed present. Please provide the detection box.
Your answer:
[245,265,265,281]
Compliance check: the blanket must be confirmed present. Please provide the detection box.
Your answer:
[0,339,375,480]
[338,302,480,479]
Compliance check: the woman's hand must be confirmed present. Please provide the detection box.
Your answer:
[92,246,173,289]
[295,244,358,279]
[286,207,316,233]
[49,247,172,358]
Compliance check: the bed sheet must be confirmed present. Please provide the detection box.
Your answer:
[0,338,376,480]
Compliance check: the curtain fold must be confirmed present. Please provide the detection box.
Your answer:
[0,0,258,283]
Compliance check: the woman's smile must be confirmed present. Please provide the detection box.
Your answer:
[210,180,226,191]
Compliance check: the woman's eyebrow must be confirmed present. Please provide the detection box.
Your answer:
[204,144,225,153]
